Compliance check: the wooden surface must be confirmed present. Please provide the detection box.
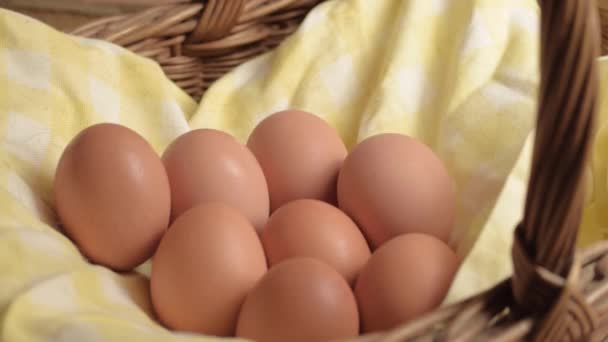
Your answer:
[0,7,98,31]
[2,0,185,14]
[0,0,184,31]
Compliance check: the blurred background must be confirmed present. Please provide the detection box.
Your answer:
[1,0,187,31]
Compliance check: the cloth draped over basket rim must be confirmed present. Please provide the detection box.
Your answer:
[71,0,608,340]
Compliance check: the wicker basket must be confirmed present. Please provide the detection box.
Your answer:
[73,0,608,340]
[72,0,323,100]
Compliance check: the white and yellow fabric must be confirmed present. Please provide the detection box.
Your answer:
[0,0,602,340]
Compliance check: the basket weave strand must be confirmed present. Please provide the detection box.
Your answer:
[71,0,608,340]
[188,0,244,42]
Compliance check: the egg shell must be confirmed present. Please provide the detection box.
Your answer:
[247,110,347,211]
[338,133,455,248]
[236,258,359,342]
[150,203,267,336]
[54,123,170,271]
[354,233,459,333]
[162,129,269,232]
[262,199,370,284]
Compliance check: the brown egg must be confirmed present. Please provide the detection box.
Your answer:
[355,234,459,333]
[54,123,170,271]
[338,133,455,249]
[150,203,267,336]
[262,199,370,284]
[162,129,269,232]
[236,258,359,342]
[247,110,347,211]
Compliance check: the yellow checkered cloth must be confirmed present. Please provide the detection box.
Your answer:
[1,0,604,340]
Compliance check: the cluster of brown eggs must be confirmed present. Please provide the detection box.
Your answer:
[54,110,458,341]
